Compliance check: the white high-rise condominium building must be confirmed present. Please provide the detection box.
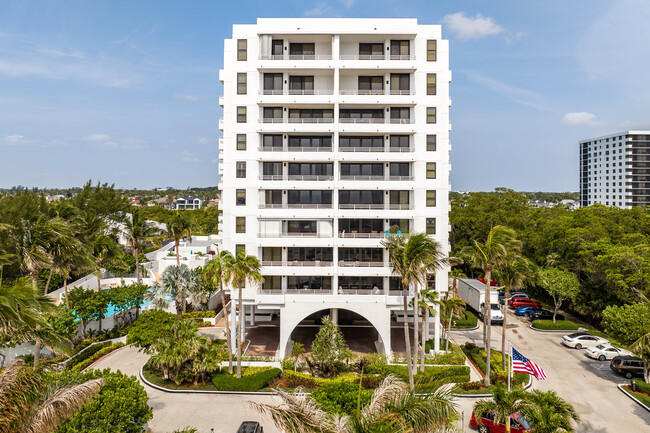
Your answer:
[218,18,451,357]
[580,131,650,208]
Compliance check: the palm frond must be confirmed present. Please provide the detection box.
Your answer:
[0,358,26,395]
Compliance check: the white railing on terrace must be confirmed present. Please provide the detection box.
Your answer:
[338,232,385,238]
[338,289,380,295]
[261,260,283,266]
[259,175,284,181]
[387,175,414,181]
[389,146,414,152]
[258,203,284,209]
[258,232,329,238]
[339,118,385,124]
[338,54,416,61]
[338,90,415,96]
[261,118,334,124]
[287,260,333,267]
[339,146,384,152]
[285,288,333,294]
[259,146,332,152]
[339,203,385,210]
[389,118,415,124]
[287,175,333,181]
[339,175,385,181]
[258,288,283,294]
[259,54,333,60]
[261,89,334,95]
[338,261,385,267]
[287,203,333,209]
[387,204,414,210]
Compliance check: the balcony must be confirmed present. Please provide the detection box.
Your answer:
[339,203,413,210]
[339,90,415,96]
[261,260,283,266]
[260,89,334,96]
[260,118,335,124]
[338,54,416,61]
[338,118,413,124]
[259,146,332,152]
[338,232,385,239]
[260,203,332,209]
[339,175,385,181]
[287,174,333,181]
[258,232,330,238]
[259,54,333,60]
[287,260,333,267]
[338,261,384,267]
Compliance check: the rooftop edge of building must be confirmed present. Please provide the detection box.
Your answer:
[579,130,650,144]
[230,18,441,36]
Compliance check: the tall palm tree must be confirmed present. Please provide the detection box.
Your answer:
[415,287,442,372]
[146,265,193,318]
[122,208,161,283]
[0,358,104,433]
[91,234,128,293]
[441,295,465,352]
[630,333,650,383]
[461,226,521,387]
[472,385,532,433]
[0,249,16,288]
[494,254,533,370]
[251,375,458,433]
[382,232,444,390]
[231,250,263,378]
[164,212,199,312]
[204,250,236,374]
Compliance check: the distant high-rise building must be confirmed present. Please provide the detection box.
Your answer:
[218,18,451,357]
[579,131,650,208]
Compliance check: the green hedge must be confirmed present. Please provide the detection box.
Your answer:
[453,310,478,328]
[210,367,281,391]
[71,342,125,372]
[126,309,182,347]
[462,345,528,387]
[633,379,650,394]
[531,320,581,331]
[183,311,216,319]
[311,380,372,415]
[66,342,113,370]
[625,386,650,408]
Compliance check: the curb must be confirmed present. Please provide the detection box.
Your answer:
[81,343,132,372]
[449,324,480,332]
[138,364,277,396]
[617,384,650,413]
[529,325,586,333]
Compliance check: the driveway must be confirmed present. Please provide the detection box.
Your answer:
[449,309,650,433]
[90,345,283,433]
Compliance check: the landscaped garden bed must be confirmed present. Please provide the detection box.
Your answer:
[531,319,581,331]
[69,341,126,371]
[458,343,529,394]
[622,380,650,408]
[451,309,478,328]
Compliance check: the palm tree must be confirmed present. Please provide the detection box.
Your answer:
[0,358,104,433]
[472,385,532,433]
[231,250,263,378]
[441,295,466,352]
[121,208,160,283]
[91,234,128,293]
[0,249,16,288]
[204,250,236,374]
[630,333,650,383]
[414,287,442,372]
[448,257,465,298]
[164,212,199,310]
[382,232,444,390]
[524,389,580,433]
[146,265,193,318]
[494,254,533,370]
[251,375,458,433]
[461,226,521,387]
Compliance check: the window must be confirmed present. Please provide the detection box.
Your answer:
[262,134,282,149]
[390,163,410,177]
[390,135,409,149]
[390,40,409,58]
[340,136,383,149]
[289,76,314,94]
[426,190,436,206]
[389,190,409,206]
[287,276,331,291]
[426,162,437,179]
[339,190,383,205]
[237,39,247,61]
[427,74,437,95]
[288,247,333,262]
[288,163,333,177]
[426,218,436,234]
[288,136,332,149]
[389,219,409,232]
[236,217,246,233]
[236,189,246,206]
[263,73,283,94]
[289,109,333,120]
[390,74,409,94]
[427,40,437,61]
[358,76,383,93]
[427,135,437,151]
[359,43,383,57]
[235,244,245,255]
[237,134,246,150]
[264,190,282,205]
[287,220,317,234]
[427,107,437,124]
[271,39,283,58]
[237,106,246,123]
[262,247,282,262]
[289,43,315,57]
[288,190,332,205]
[236,161,246,178]
[262,162,283,176]
[340,163,383,177]
[263,107,283,121]
[390,107,410,123]
[237,73,247,94]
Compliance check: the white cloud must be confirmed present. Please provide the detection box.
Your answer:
[442,12,504,41]
[561,112,598,127]
[304,3,331,17]
[181,150,200,163]
[83,134,111,142]
[175,94,200,102]
[339,0,356,7]
[463,70,550,111]
[198,137,214,144]
[2,134,30,146]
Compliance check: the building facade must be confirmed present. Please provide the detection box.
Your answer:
[579,131,650,208]
[176,196,203,210]
[218,18,451,357]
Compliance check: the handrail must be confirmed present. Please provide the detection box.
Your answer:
[339,146,385,152]
[338,261,385,267]
[258,54,333,60]
[287,261,333,267]
[287,175,333,181]
[340,175,385,181]
[339,204,384,210]
[339,118,385,124]
[260,90,334,95]
[338,232,385,238]
[338,54,416,61]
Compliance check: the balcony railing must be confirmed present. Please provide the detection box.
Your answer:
[261,260,283,266]
[387,175,414,181]
[338,54,416,61]
[289,118,334,124]
[387,203,413,210]
[339,175,385,181]
[388,118,415,124]
[338,232,385,238]
[338,289,380,295]
[287,203,333,209]
[259,174,334,181]
[259,175,284,181]
[339,146,414,153]
[258,232,329,238]
[338,90,415,96]
[261,89,334,95]
[259,54,333,60]
[338,261,385,267]
[287,260,333,267]
[339,118,385,124]
[339,203,385,210]
[259,146,332,152]
[259,288,283,294]
[258,203,284,209]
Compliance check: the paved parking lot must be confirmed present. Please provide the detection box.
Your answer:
[450,309,650,433]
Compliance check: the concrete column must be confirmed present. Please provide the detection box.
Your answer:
[240,303,246,342]
[250,304,255,326]
[230,301,237,353]
[434,304,441,352]
[424,308,430,344]
[331,308,338,324]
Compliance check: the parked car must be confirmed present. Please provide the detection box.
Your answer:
[470,411,532,433]
[514,306,541,316]
[561,333,609,349]
[526,309,565,321]
[610,355,645,378]
[509,298,543,309]
[499,292,528,305]
[586,344,632,361]
[236,422,264,433]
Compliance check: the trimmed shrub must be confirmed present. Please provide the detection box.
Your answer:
[278,370,321,389]
[633,379,650,394]
[66,342,112,370]
[126,309,182,347]
[453,310,478,328]
[71,342,125,372]
[183,311,216,319]
[311,379,372,415]
[531,320,581,331]
[210,367,281,391]
[457,380,484,391]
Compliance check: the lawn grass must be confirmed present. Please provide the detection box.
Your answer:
[452,310,478,328]
[623,386,650,408]
[531,319,581,331]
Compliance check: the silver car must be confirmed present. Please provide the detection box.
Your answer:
[561,333,609,349]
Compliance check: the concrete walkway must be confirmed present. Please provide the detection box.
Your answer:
[90,345,283,433]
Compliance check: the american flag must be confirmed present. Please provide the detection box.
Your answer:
[512,348,547,380]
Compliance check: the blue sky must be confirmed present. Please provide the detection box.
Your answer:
[1,0,649,191]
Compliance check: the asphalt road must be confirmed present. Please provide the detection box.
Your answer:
[449,309,650,433]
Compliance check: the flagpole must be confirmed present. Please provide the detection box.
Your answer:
[507,339,511,392]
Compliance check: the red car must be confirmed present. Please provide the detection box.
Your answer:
[509,298,542,309]
[470,411,532,432]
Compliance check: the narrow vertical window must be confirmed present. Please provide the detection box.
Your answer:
[237,134,246,150]
[237,39,247,61]
[236,244,245,255]
[427,73,437,95]
[237,73,247,94]
[426,162,437,179]
[427,135,437,151]
[237,106,246,123]
[426,107,437,124]
[236,189,246,205]
[236,217,246,233]
[426,190,436,207]
[236,161,246,178]
[427,40,437,61]
[426,218,436,234]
